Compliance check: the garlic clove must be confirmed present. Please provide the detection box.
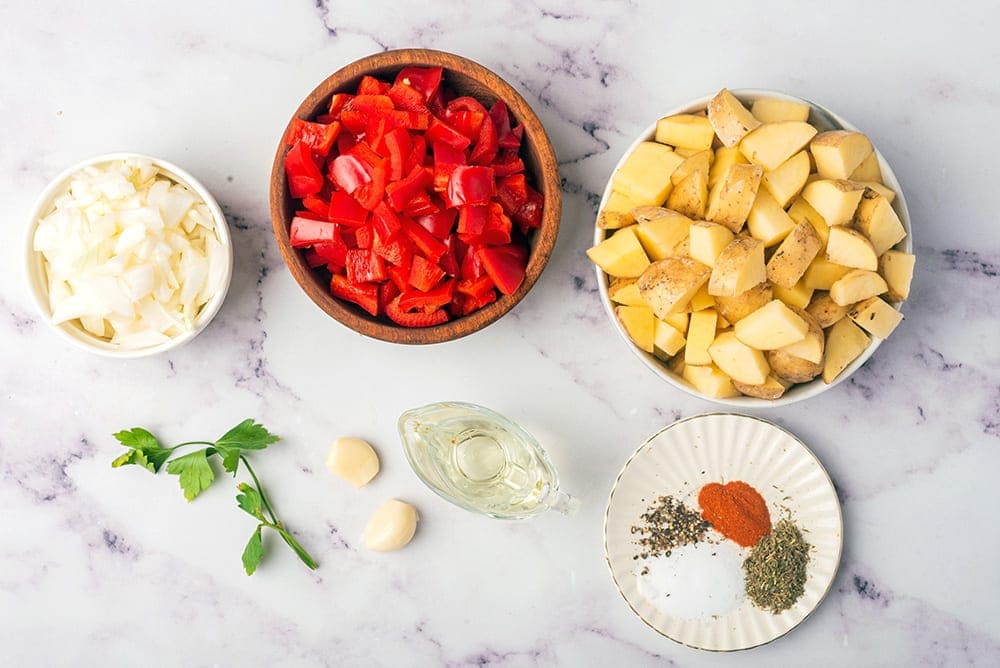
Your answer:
[363,499,418,552]
[325,437,380,489]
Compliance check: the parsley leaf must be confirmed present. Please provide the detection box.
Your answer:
[242,524,264,575]
[236,482,264,520]
[166,449,216,501]
[218,446,242,474]
[112,427,173,472]
[216,419,280,451]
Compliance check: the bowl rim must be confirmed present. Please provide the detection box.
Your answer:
[594,88,913,407]
[269,47,561,345]
[23,152,234,359]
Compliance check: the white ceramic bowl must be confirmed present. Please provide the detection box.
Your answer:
[24,153,234,358]
[595,89,913,407]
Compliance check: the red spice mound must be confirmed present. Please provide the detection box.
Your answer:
[698,480,771,548]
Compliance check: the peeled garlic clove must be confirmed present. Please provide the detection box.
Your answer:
[363,499,418,552]
[325,437,380,488]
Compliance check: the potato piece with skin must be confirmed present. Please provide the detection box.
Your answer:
[708,331,770,385]
[739,121,818,171]
[598,190,639,229]
[803,257,852,290]
[806,291,850,328]
[683,363,741,398]
[829,269,888,306]
[734,299,809,350]
[826,226,878,270]
[709,146,748,187]
[879,250,915,301]
[638,257,711,319]
[854,191,906,255]
[671,150,713,186]
[714,281,773,323]
[708,236,766,297]
[656,114,716,151]
[776,307,825,364]
[689,221,735,268]
[767,348,822,383]
[653,319,687,358]
[762,150,810,208]
[674,147,703,158]
[746,188,796,247]
[823,317,871,384]
[787,196,830,245]
[634,210,691,261]
[616,305,656,353]
[612,142,685,205]
[767,220,823,288]
[848,296,903,339]
[587,227,650,278]
[810,131,874,180]
[801,179,866,226]
[849,150,883,183]
[705,163,764,232]
[689,284,715,311]
[772,281,814,310]
[663,311,689,334]
[685,308,718,365]
[326,437,380,489]
[708,89,762,147]
[733,375,790,400]
[666,169,708,218]
[860,181,895,203]
[608,280,645,306]
[750,98,810,123]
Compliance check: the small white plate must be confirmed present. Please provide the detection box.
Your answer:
[604,413,843,651]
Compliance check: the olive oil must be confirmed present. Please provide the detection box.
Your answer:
[398,402,578,519]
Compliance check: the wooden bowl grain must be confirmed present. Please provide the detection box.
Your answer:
[270,48,561,344]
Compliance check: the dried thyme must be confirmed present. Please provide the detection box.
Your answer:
[743,519,810,613]
[631,495,710,559]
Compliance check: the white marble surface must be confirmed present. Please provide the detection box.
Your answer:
[2,1,998,665]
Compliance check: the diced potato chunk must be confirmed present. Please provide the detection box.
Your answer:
[671,150,712,186]
[587,227,650,278]
[776,307,825,364]
[689,284,715,311]
[598,190,639,229]
[708,237,766,297]
[656,114,716,150]
[849,150,883,182]
[803,257,852,290]
[767,220,823,288]
[638,257,711,318]
[708,331,770,385]
[734,299,809,350]
[663,311,689,334]
[762,151,810,208]
[787,195,830,245]
[806,291,850,328]
[653,319,687,357]
[683,363,741,398]
[616,305,656,353]
[713,281,772,323]
[689,221,735,268]
[705,163,763,232]
[612,142,685,205]
[708,88,761,147]
[810,131,874,180]
[860,181,895,203]
[709,146,748,187]
[829,269,888,306]
[826,226,878,270]
[822,317,871,383]
[854,191,906,255]
[633,209,691,261]
[747,189,796,247]
[801,179,866,226]
[666,170,708,219]
[608,280,645,306]
[772,281,814,310]
[750,98,810,123]
[848,296,903,339]
[685,309,718,365]
[879,250,915,301]
[733,375,790,400]
[739,121,819,171]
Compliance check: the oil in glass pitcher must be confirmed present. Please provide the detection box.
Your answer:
[398,402,579,519]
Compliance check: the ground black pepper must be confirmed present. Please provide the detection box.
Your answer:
[631,495,710,559]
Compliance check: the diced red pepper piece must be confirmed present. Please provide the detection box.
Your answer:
[394,67,443,103]
[313,235,348,268]
[373,233,411,267]
[330,275,379,317]
[457,275,496,300]
[469,115,499,166]
[305,248,325,268]
[386,165,432,211]
[336,131,357,155]
[383,128,412,181]
[294,209,327,221]
[301,194,330,217]
[387,264,411,292]
[328,93,354,117]
[365,116,390,154]
[353,158,388,211]
[461,288,497,315]
[286,119,342,157]
[460,243,485,280]
[328,191,368,226]
[511,186,544,231]
[329,154,372,194]
[438,235,460,276]
[446,96,488,115]
[482,203,513,245]
[432,140,466,192]
[399,279,455,312]
[388,81,430,113]
[500,124,524,150]
[406,134,427,173]
[401,217,447,263]
[284,141,324,198]
[491,150,525,177]
[457,204,489,241]
[290,216,336,248]
[408,254,446,292]
[496,173,528,215]
[357,75,390,95]
[425,117,471,151]
[447,111,486,141]
[414,208,457,239]
[372,201,403,240]
[353,223,374,250]
[447,165,494,207]
[385,295,448,327]
[346,248,387,283]
[379,280,401,314]
[478,245,528,295]
[489,101,524,150]
[404,191,440,218]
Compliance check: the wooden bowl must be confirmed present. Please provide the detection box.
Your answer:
[270,48,561,344]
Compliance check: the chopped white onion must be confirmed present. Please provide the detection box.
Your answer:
[33,158,225,350]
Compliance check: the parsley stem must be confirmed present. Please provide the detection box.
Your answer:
[240,455,279,526]
[170,440,217,450]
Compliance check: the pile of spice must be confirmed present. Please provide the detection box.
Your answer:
[743,519,810,614]
[698,481,771,547]
[631,495,710,560]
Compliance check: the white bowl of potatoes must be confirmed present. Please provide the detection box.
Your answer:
[589,89,915,406]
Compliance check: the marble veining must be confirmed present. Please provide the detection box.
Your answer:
[1,1,999,666]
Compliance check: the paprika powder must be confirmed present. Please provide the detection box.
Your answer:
[698,480,771,547]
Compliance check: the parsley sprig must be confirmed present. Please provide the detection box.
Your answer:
[112,419,317,575]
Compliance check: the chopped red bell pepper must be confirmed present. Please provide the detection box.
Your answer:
[457,275,496,300]
[403,190,440,218]
[328,191,368,226]
[406,134,427,173]
[290,216,336,248]
[313,235,348,268]
[353,223,374,250]
[394,67,443,103]
[511,186,544,231]
[383,127,413,181]
[447,166,494,206]
[457,204,488,240]
[329,154,372,194]
[469,115,499,165]
[401,217,447,263]
[482,203,512,245]
[328,93,354,117]
[432,140,466,192]
[387,263,411,292]
[478,245,527,295]
[284,141,324,198]
[385,295,448,327]
[286,119,342,157]
[491,150,525,177]
[386,165,432,211]
[346,248,387,283]
[372,200,403,240]
[425,118,472,151]
[353,158,388,211]
[414,208,457,239]
[357,75,390,96]
[438,235,460,276]
[388,81,430,113]
[408,255,446,292]
[301,194,330,218]
[330,275,379,317]
[460,243,486,280]
[399,279,455,312]
[379,280,401,314]
[294,209,327,221]
[447,111,486,141]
